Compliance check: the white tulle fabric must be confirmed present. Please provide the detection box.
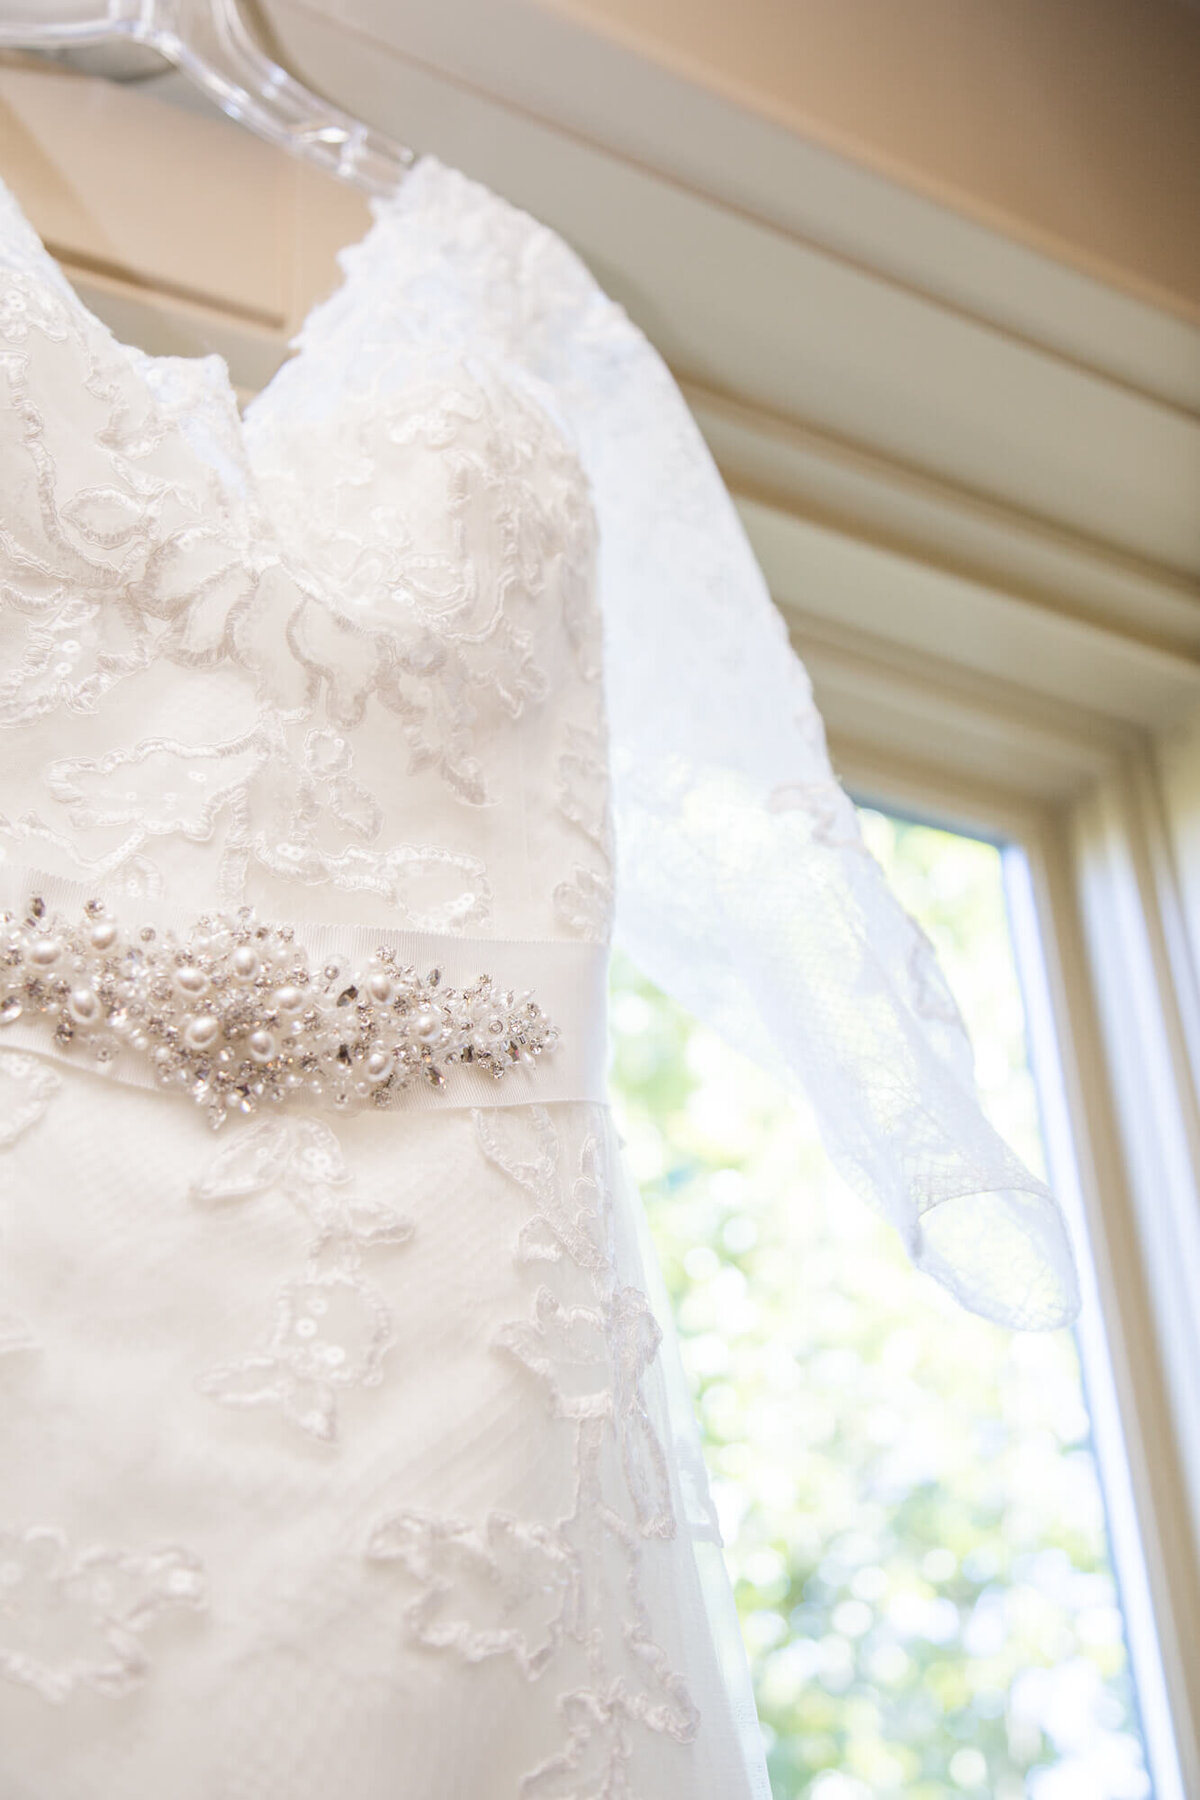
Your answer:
[0,153,1075,1799]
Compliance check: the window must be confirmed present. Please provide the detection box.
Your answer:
[610,807,1158,1799]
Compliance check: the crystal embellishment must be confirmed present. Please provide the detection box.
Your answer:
[0,896,559,1128]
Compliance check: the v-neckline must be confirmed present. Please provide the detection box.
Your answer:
[0,154,433,422]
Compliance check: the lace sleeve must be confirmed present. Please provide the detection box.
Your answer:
[334,158,1081,1330]
[560,289,1078,1331]
[450,204,1075,1333]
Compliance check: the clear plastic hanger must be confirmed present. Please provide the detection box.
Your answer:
[0,0,416,196]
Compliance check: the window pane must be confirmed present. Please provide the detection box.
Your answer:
[609,809,1150,1800]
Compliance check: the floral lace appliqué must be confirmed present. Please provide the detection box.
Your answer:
[366,1107,697,1798]
[191,1117,412,1442]
[366,1510,581,1678]
[478,1109,673,1542]
[0,1051,60,1149]
[0,1526,205,1704]
[552,725,613,947]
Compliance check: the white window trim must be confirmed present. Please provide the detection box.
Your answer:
[1005,845,1186,1800]
[842,741,1200,1800]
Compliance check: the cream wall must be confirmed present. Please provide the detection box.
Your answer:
[538,0,1200,319]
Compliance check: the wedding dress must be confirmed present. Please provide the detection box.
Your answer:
[0,154,1078,1799]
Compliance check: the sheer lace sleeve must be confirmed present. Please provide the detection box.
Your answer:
[570,330,1080,1330]
[319,158,1081,1331]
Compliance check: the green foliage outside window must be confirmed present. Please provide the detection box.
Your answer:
[608,811,1149,1799]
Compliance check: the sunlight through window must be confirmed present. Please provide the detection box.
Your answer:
[610,809,1150,1800]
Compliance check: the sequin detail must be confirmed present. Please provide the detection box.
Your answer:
[0,896,559,1128]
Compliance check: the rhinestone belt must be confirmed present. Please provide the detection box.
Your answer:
[0,877,607,1128]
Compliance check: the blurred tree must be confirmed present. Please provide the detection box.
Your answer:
[609,811,1148,1800]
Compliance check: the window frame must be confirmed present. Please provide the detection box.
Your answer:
[839,739,1200,1800]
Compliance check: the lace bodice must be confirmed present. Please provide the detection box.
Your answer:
[0,156,1078,1331]
[0,174,609,947]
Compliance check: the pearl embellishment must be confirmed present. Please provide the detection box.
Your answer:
[184,1015,221,1052]
[0,895,559,1128]
[67,986,99,1025]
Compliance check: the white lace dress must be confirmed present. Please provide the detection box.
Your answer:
[0,158,1078,1799]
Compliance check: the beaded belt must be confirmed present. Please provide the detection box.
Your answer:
[0,870,609,1128]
